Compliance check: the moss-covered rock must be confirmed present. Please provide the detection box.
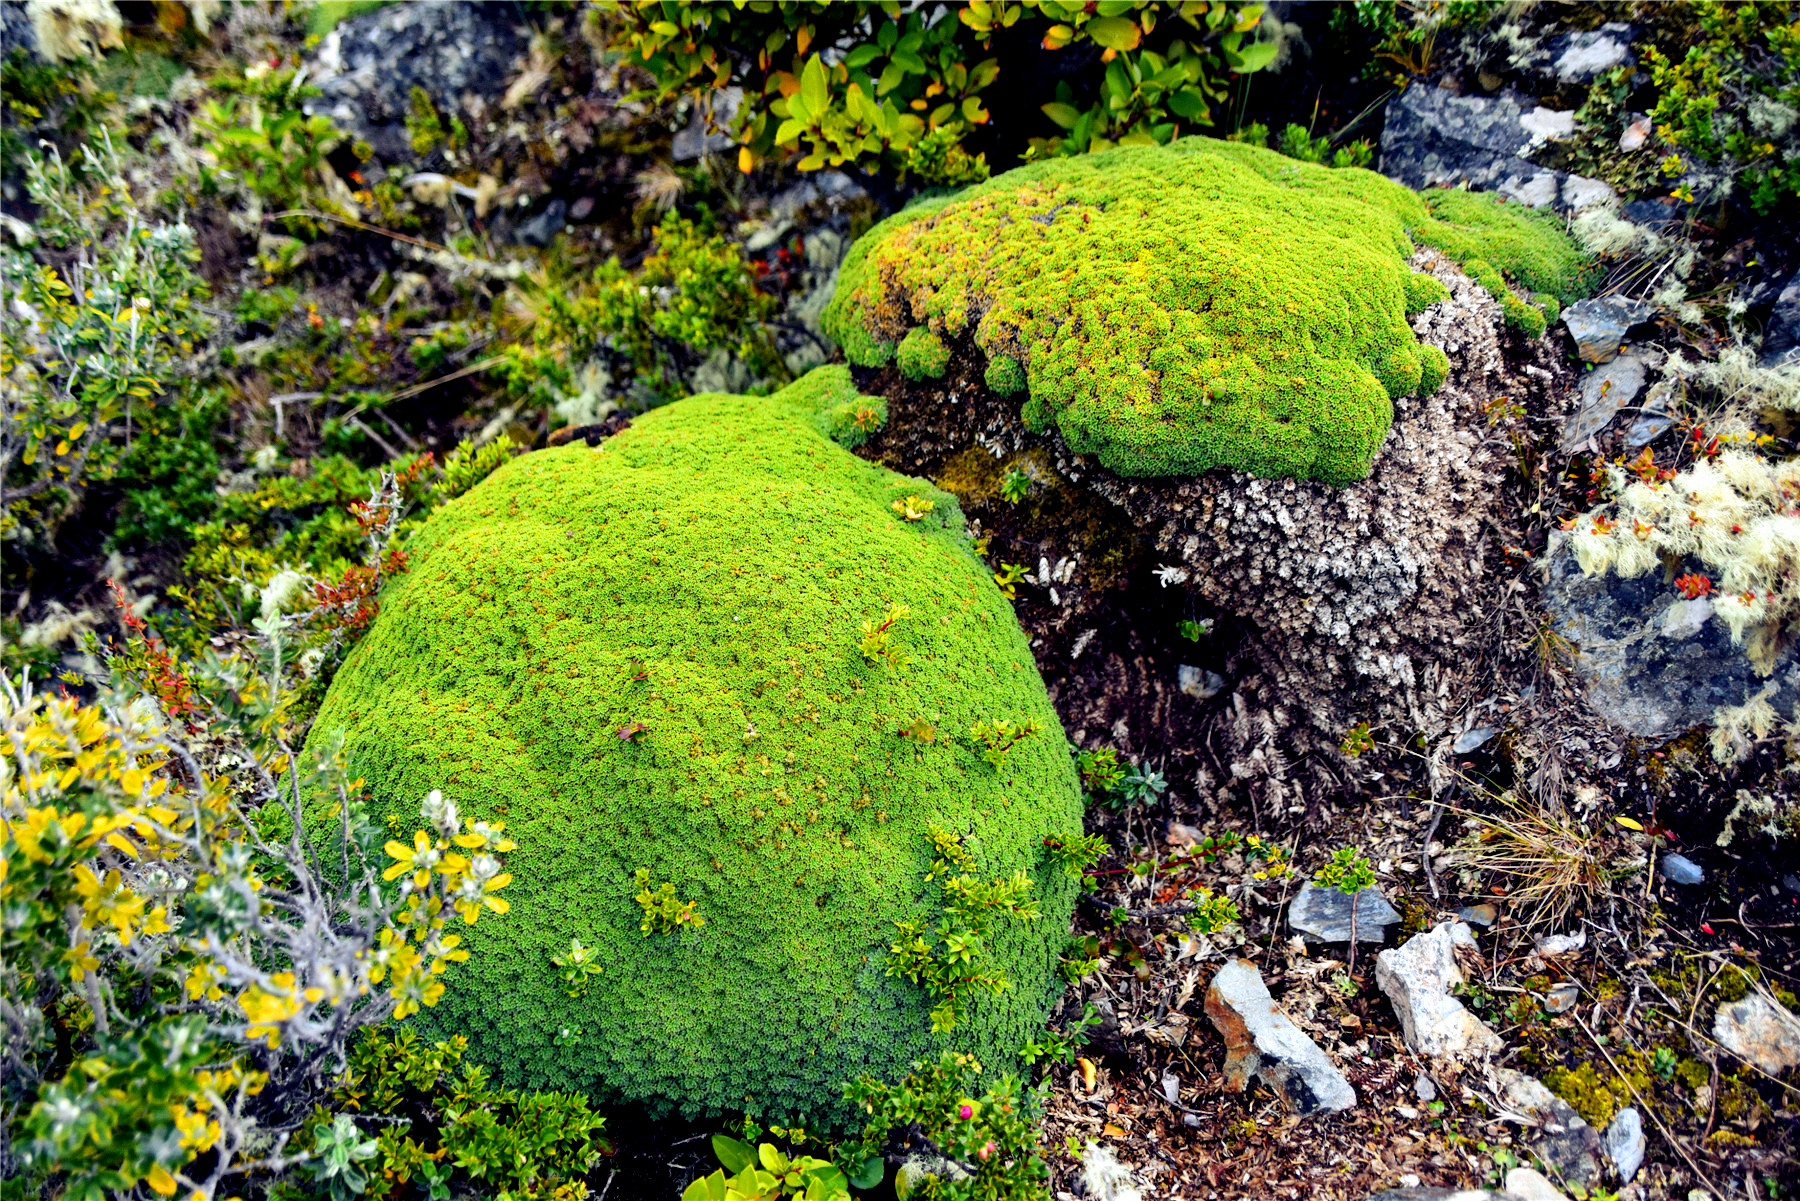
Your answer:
[823,137,1589,484]
[309,369,1084,1125]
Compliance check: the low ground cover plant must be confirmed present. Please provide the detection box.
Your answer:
[307,368,1085,1126]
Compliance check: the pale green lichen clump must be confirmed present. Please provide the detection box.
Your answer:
[309,369,1083,1125]
[823,137,1591,484]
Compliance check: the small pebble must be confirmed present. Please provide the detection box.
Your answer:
[1395,1105,1419,1120]
[1414,1075,1437,1102]
[1453,726,1498,753]
[1398,1176,1422,1189]
[1660,853,1705,885]
[1458,903,1498,927]
[1544,982,1580,1014]
[1181,1113,1203,1128]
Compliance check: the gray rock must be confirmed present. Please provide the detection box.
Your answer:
[1605,1108,1646,1183]
[1562,297,1658,364]
[1543,982,1580,1014]
[1531,23,1638,84]
[1453,726,1498,753]
[1376,922,1502,1060]
[1713,993,1800,1073]
[1491,1069,1603,1186]
[1660,852,1705,885]
[0,3,37,60]
[1542,540,1800,738]
[1625,390,1675,449]
[306,2,529,162]
[1367,1191,1517,1201]
[1534,930,1586,957]
[1204,959,1357,1114]
[1288,881,1401,944]
[1178,664,1226,699]
[1763,269,1800,368]
[1458,903,1498,927]
[671,87,742,161]
[1414,1074,1438,1101]
[1506,1168,1571,1201]
[513,198,567,247]
[1379,86,1613,213]
[1561,351,1650,450]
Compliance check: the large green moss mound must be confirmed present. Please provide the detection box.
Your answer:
[822,137,1591,484]
[310,368,1084,1125]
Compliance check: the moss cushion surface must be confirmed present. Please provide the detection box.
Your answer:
[822,136,1590,484]
[310,369,1083,1125]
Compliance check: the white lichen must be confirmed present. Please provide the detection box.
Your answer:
[26,0,123,62]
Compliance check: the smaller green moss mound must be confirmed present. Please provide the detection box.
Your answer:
[1465,258,1547,337]
[984,355,1027,396]
[1422,189,1595,304]
[898,327,952,381]
[1418,345,1450,395]
[1405,272,1451,315]
[786,364,890,448]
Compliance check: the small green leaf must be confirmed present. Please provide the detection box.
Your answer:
[800,54,829,117]
[713,1135,755,1175]
[844,43,880,70]
[774,117,808,144]
[1085,15,1142,50]
[1041,101,1082,130]
[1168,88,1210,120]
[1227,39,1280,72]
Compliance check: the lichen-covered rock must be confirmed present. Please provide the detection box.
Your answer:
[1203,959,1356,1114]
[824,137,1585,486]
[309,368,1083,1125]
[1376,922,1502,1061]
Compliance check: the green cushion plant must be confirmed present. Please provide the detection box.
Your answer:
[823,136,1591,484]
[309,367,1084,1126]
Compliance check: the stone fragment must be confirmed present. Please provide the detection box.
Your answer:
[1713,993,1800,1073]
[1562,297,1658,364]
[1660,852,1705,885]
[1453,726,1498,753]
[1543,542,1800,738]
[513,198,567,248]
[1763,269,1800,368]
[1560,351,1650,450]
[1458,903,1498,927]
[1178,664,1226,699]
[1625,390,1675,449]
[1605,1107,1646,1183]
[1619,116,1653,152]
[1534,930,1586,957]
[1379,86,1612,213]
[1491,1068,1604,1186]
[1540,24,1637,83]
[1204,959,1357,1114]
[1288,881,1401,944]
[1544,983,1580,1014]
[1414,1075,1438,1101]
[305,2,530,161]
[1376,922,1502,1060]
[1506,1168,1571,1201]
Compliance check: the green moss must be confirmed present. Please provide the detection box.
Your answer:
[1405,271,1451,315]
[823,137,1590,485]
[1422,188,1595,305]
[897,327,952,381]
[984,355,1027,396]
[785,364,888,449]
[1544,1061,1639,1128]
[309,369,1083,1127]
[1463,258,1548,337]
[1418,345,1450,395]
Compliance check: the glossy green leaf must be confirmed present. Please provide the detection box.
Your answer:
[844,43,880,70]
[713,1135,755,1175]
[1226,39,1279,73]
[800,55,829,119]
[1041,101,1082,130]
[1085,15,1142,51]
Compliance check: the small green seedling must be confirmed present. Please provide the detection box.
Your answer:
[634,869,704,937]
[1314,846,1377,973]
[551,937,604,997]
[999,467,1032,504]
[970,717,1041,766]
[858,601,910,669]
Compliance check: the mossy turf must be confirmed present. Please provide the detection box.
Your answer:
[823,137,1591,484]
[310,369,1084,1126]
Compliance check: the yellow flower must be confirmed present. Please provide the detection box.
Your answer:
[383,831,441,890]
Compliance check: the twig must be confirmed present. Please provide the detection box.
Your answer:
[1420,800,1445,900]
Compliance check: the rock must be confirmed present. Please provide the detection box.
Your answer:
[1178,664,1226,699]
[1544,982,1580,1014]
[1605,1108,1646,1183]
[671,87,742,161]
[1543,540,1800,738]
[1376,922,1502,1060]
[1415,1074,1438,1101]
[1458,903,1498,927]
[1713,993,1800,1073]
[1379,86,1614,212]
[1288,881,1402,944]
[1619,116,1653,152]
[1625,389,1675,449]
[1491,1068,1604,1186]
[1506,1168,1572,1201]
[1530,24,1638,84]
[305,2,529,161]
[1453,726,1498,753]
[1533,930,1586,957]
[1367,1190,1516,1201]
[1561,297,1658,364]
[1204,959,1357,1114]
[513,197,567,247]
[1560,351,1651,450]
[1763,269,1800,368]
[1660,852,1705,885]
